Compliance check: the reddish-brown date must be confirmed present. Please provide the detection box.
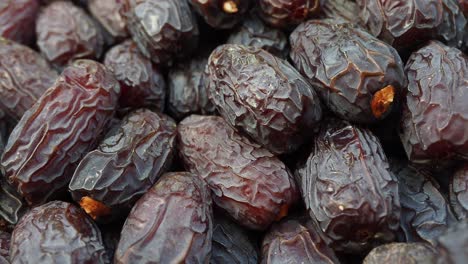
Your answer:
[1,60,120,206]
[114,172,212,264]
[88,0,128,40]
[432,220,468,264]
[69,109,177,221]
[0,0,39,45]
[189,0,250,29]
[363,243,437,264]
[450,163,468,220]
[178,115,299,230]
[259,0,321,29]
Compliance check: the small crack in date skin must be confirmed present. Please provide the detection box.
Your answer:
[450,163,468,220]
[363,242,437,264]
[189,0,251,29]
[258,0,321,29]
[0,0,39,45]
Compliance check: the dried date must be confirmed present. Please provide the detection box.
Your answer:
[114,172,212,264]
[0,177,27,225]
[432,220,468,264]
[320,0,362,25]
[1,60,120,206]
[0,0,39,45]
[258,0,321,29]
[363,243,436,264]
[88,0,128,40]
[0,231,9,260]
[207,44,322,154]
[178,115,299,230]
[189,0,250,29]
[450,163,468,220]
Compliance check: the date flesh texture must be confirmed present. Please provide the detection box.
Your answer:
[36,1,104,69]
[178,115,299,230]
[207,44,322,154]
[189,0,250,29]
[261,217,339,264]
[114,172,212,264]
[432,220,468,264]
[69,109,176,221]
[121,0,199,66]
[290,19,406,124]
[10,201,108,264]
[1,60,120,206]
[259,0,321,29]
[104,39,166,112]
[0,38,58,121]
[0,0,39,45]
[400,41,468,162]
[88,0,128,40]
[295,119,401,253]
[363,242,436,264]
[450,163,468,220]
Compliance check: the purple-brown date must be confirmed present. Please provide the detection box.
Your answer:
[261,217,339,264]
[432,220,468,264]
[399,41,468,162]
[0,231,10,260]
[320,0,362,25]
[295,119,401,253]
[363,243,437,264]
[450,163,468,220]
[259,0,321,29]
[178,115,299,230]
[88,0,128,40]
[104,39,166,112]
[0,0,39,45]
[36,1,104,69]
[207,44,322,154]
[10,201,108,263]
[69,109,176,221]
[1,60,120,206]
[114,172,212,264]
[189,0,250,29]
[0,38,58,121]
[290,19,406,124]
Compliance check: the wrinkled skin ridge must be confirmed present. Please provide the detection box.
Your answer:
[450,163,468,220]
[363,242,437,264]
[0,0,39,45]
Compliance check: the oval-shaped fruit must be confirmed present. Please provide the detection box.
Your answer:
[69,109,176,221]
[207,44,322,154]
[1,60,120,206]
[189,0,250,29]
[114,172,212,264]
[450,163,468,220]
[0,0,39,45]
[259,0,321,29]
[290,19,406,124]
[295,119,401,253]
[432,220,468,264]
[363,243,437,264]
[10,201,108,264]
[400,41,468,162]
[88,0,128,40]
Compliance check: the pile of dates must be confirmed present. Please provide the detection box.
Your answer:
[0,0,467,263]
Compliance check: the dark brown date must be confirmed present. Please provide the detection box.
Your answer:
[10,201,108,263]
[0,231,10,260]
[450,163,468,220]
[259,0,321,29]
[295,119,401,253]
[1,60,120,206]
[114,172,212,263]
[189,0,250,29]
[363,242,436,264]
[88,0,128,40]
[69,109,176,221]
[261,217,339,264]
[0,0,39,45]
[104,39,166,112]
[0,38,58,121]
[290,19,406,124]
[432,220,468,264]
[178,115,299,230]
[399,41,468,162]
[207,44,322,154]
[36,1,104,68]
[121,0,199,66]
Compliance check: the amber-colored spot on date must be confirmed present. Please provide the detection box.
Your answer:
[223,0,238,14]
[275,204,289,221]
[371,85,395,119]
[79,196,111,220]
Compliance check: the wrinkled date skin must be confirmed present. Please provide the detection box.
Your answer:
[432,220,468,264]
[0,176,27,225]
[450,163,468,220]
[104,40,166,112]
[0,0,39,45]
[0,38,58,121]
[211,214,258,264]
[189,0,250,29]
[321,0,362,25]
[1,60,120,206]
[290,19,406,124]
[0,231,9,260]
[259,0,321,29]
[363,243,437,264]
[207,44,322,154]
[261,217,340,264]
[400,41,468,162]
[114,172,212,264]
[178,115,299,230]
[10,201,108,263]
[295,119,401,253]
[69,109,177,221]
[121,0,199,66]
[88,0,128,40]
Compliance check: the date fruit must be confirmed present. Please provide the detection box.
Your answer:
[114,172,212,264]
[88,0,128,40]
[178,115,299,230]
[0,231,9,260]
[363,242,436,264]
[189,0,250,29]
[207,44,322,154]
[1,60,120,206]
[0,176,27,225]
[321,0,362,25]
[450,163,468,220]
[432,220,468,264]
[259,0,321,29]
[0,0,39,45]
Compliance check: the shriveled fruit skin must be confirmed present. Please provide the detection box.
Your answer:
[363,242,436,264]
[321,0,362,25]
[69,109,176,221]
[432,220,468,264]
[10,201,108,264]
[400,41,468,162]
[178,115,299,230]
[0,231,10,260]
[0,176,27,225]
[295,119,401,253]
[0,0,39,45]
[207,44,322,154]
[104,40,165,111]
[121,0,199,66]
[114,172,212,264]
[36,1,104,69]
[259,0,321,29]
[189,0,250,29]
[1,60,120,206]
[261,217,339,264]
[0,38,58,121]
[88,0,128,40]
[450,163,468,220]
[290,19,406,124]
[211,214,258,264]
